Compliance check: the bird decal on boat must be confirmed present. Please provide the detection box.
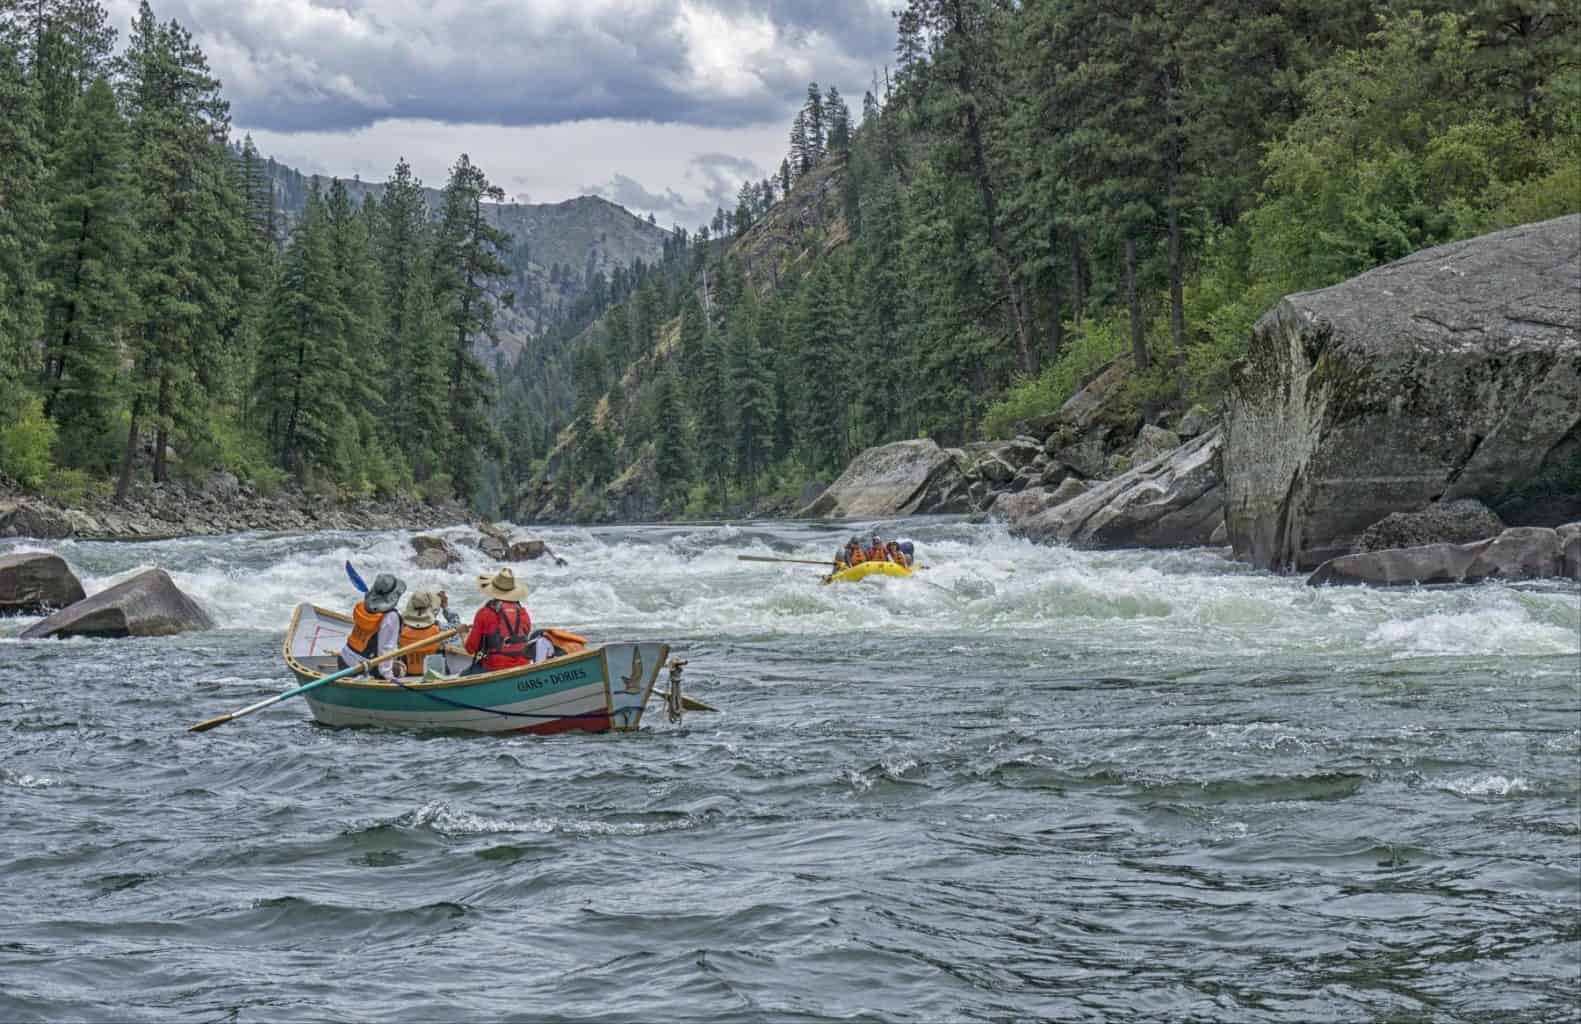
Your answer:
[621,647,644,694]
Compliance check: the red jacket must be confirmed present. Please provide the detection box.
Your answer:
[465,601,534,670]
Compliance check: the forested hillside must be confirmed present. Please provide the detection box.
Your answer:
[523,0,1579,523]
[0,0,665,515]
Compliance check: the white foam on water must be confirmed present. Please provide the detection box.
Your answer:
[399,801,698,837]
[1440,774,1535,798]
[1,768,55,788]
[13,521,1577,665]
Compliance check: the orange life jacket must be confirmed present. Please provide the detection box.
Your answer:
[849,549,867,565]
[542,628,588,655]
[345,601,394,660]
[868,544,887,563]
[398,622,442,676]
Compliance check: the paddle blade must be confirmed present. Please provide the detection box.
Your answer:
[345,561,368,594]
[656,689,719,713]
[188,713,232,733]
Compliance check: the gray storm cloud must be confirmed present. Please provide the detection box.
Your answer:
[108,0,895,133]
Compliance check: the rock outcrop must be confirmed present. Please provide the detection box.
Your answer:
[1225,215,1581,572]
[411,535,463,570]
[0,552,86,615]
[21,569,214,639]
[1009,429,1225,549]
[1353,499,1505,553]
[799,440,966,519]
[1308,525,1579,587]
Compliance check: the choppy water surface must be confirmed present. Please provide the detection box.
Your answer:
[2,520,1578,1022]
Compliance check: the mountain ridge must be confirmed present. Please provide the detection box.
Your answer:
[257,155,671,365]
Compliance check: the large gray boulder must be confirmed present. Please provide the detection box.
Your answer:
[0,552,86,615]
[1011,429,1224,548]
[22,569,214,639]
[1225,216,1581,571]
[1308,526,1570,587]
[1354,499,1505,553]
[799,440,966,518]
[411,535,463,570]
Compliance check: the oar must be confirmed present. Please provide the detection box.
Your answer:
[188,628,462,733]
[737,555,838,567]
[655,690,718,712]
[345,560,368,593]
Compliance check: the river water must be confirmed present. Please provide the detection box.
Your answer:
[1,520,1577,1022]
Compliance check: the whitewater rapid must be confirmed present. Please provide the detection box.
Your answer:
[15,518,1579,662]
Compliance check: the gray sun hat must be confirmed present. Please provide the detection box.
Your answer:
[364,573,406,613]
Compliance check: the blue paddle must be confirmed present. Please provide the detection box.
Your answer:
[345,561,368,594]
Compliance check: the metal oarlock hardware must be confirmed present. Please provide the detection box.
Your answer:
[666,658,688,724]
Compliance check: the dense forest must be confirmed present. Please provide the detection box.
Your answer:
[0,0,564,509]
[531,0,1578,521]
[0,0,1576,522]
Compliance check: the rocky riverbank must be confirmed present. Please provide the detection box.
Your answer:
[0,475,468,541]
[797,215,1581,587]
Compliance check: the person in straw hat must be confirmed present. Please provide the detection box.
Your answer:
[339,573,406,679]
[462,568,538,675]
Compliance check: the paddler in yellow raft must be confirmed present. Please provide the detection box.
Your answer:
[828,537,915,580]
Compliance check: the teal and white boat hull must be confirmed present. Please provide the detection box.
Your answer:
[284,604,670,735]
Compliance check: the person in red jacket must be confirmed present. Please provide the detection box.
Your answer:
[463,568,535,675]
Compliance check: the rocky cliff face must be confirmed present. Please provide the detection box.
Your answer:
[1224,215,1581,572]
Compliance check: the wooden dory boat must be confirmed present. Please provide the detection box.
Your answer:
[824,561,915,585]
[283,604,670,735]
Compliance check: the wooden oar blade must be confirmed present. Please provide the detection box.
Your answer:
[188,712,233,733]
[655,689,719,712]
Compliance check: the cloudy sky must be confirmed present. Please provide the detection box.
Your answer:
[103,0,897,228]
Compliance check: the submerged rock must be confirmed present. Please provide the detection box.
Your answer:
[799,439,966,518]
[22,568,213,639]
[1308,526,1571,587]
[1225,215,1581,572]
[0,552,86,615]
[1011,429,1224,549]
[1354,499,1505,553]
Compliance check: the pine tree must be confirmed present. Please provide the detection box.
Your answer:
[826,86,852,153]
[255,183,350,477]
[729,293,776,500]
[790,260,850,472]
[804,82,825,164]
[38,75,133,463]
[432,153,511,501]
[789,110,811,176]
[116,3,241,495]
[0,34,45,393]
[651,360,691,512]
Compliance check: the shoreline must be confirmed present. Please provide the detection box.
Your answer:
[0,483,468,543]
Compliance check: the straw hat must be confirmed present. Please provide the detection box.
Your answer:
[477,567,528,602]
[364,573,406,613]
[403,590,439,628]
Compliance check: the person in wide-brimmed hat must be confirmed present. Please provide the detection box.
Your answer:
[340,573,406,679]
[394,591,448,678]
[463,569,536,675]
